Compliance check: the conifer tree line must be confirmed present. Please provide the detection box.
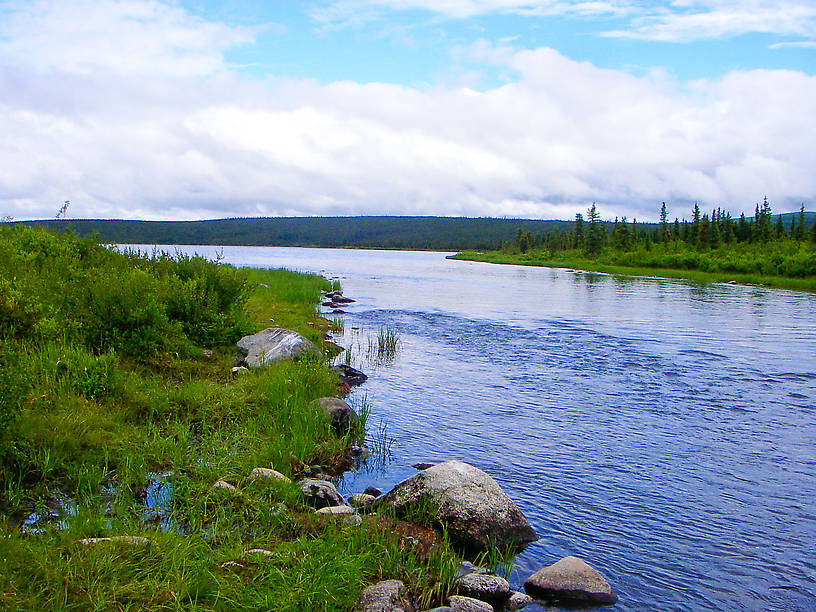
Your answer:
[512,198,816,256]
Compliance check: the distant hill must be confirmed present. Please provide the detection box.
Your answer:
[18,216,576,251]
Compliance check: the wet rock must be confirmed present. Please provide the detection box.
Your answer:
[357,579,417,612]
[455,573,510,605]
[316,505,355,516]
[236,328,319,368]
[312,397,357,435]
[248,467,290,483]
[506,591,533,610]
[211,480,239,495]
[332,309,347,314]
[364,486,383,497]
[448,595,492,612]
[412,462,436,470]
[350,493,377,512]
[377,460,538,551]
[77,536,151,547]
[299,478,346,509]
[331,364,368,386]
[524,556,617,606]
[350,445,369,458]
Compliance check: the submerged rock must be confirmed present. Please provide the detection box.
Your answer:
[506,591,533,610]
[331,364,368,386]
[299,478,346,509]
[311,397,357,435]
[524,556,617,606]
[378,460,537,551]
[357,579,417,612]
[236,328,319,368]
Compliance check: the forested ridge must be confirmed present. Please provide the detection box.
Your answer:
[17,216,574,251]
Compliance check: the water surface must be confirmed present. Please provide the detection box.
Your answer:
[133,245,816,611]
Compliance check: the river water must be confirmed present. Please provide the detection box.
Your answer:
[137,245,816,611]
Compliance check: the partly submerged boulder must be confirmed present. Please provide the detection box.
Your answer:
[236,328,319,368]
[524,556,617,606]
[331,364,368,386]
[377,460,537,551]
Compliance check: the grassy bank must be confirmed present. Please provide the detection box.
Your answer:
[450,250,816,293]
[0,226,457,611]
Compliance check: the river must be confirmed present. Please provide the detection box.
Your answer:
[133,245,816,611]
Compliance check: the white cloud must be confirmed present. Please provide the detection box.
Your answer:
[1,1,815,222]
[770,40,816,49]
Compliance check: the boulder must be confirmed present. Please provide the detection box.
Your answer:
[236,328,319,368]
[455,573,510,605]
[377,460,537,551]
[299,478,346,509]
[448,596,492,612]
[331,364,368,386]
[350,493,377,512]
[211,480,239,495]
[357,579,417,612]
[311,397,357,435]
[506,591,533,611]
[315,505,355,516]
[248,467,290,483]
[524,556,617,606]
[364,486,383,497]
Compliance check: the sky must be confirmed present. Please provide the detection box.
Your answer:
[1,0,815,222]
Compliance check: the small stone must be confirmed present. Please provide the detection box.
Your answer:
[343,514,363,527]
[221,560,248,570]
[77,536,151,547]
[506,591,533,610]
[357,579,417,612]
[312,397,357,435]
[231,366,249,377]
[248,467,291,482]
[524,556,617,606]
[455,573,510,604]
[244,548,273,556]
[364,486,383,497]
[457,562,486,577]
[211,480,239,495]
[316,505,355,515]
[412,462,436,470]
[448,595,492,612]
[299,478,346,509]
[350,493,377,512]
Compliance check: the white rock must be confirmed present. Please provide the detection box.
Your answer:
[236,328,319,368]
[316,505,355,515]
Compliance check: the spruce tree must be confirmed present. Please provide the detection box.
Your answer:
[660,202,670,242]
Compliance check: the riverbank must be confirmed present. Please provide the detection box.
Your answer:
[449,250,816,293]
[0,226,458,610]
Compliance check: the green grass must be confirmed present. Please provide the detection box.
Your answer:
[451,249,816,293]
[0,226,459,611]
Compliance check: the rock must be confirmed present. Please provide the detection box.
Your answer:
[316,505,355,516]
[77,536,151,547]
[248,467,290,483]
[457,562,486,577]
[350,445,369,458]
[506,591,533,610]
[448,596,492,612]
[210,480,239,495]
[332,309,347,314]
[331,364,368,386]
[455,573,510,605]
[422,608,453,612]
[357,579,417,612]
[333,296,356,304]
[299,478,346,509]
[202,349,214,358]
[377,460,537,551]
[311,397,357,435]
[364,486,383,497]
[221,560,248,570]
[412,462,436,470]
[343,514,363,527]
[245,548,273,556]
[236,328,319,368]
[350,493,377,511]
[231,366,249,377]
[523,556,617,606]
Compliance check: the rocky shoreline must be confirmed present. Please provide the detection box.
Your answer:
[230,288,618,611]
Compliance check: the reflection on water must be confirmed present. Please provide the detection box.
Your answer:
[127,245,816,611]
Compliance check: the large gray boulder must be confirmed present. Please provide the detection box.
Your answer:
[524,556,617,606]
[378,460,537,551]
[299,478,346,510]
[311,397,357,434]
[236,328,319,367]
[357,579,417,612]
